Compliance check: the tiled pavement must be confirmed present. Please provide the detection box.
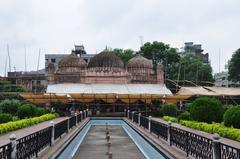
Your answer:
[0,117,68,146]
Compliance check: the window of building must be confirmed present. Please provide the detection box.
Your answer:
[51,58,56,63]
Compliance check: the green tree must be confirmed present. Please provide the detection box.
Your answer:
[0,99,21,115]
[228,48,240,82]
[140,41,180,66]
[17,104,37,119]
[189,97,224,123]
[223,106,240,128]
[113,48,135,64]
[178,54,214,85]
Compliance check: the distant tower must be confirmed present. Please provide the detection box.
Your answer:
[47,63,55,83]
[72,45,86,57]
[157,64,164,84]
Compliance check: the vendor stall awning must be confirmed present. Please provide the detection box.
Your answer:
[46,83,173,95]
[176,86,240,96]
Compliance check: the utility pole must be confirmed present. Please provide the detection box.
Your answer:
[37,48,41,71]
[7,44,11,72]
[24,45,27,72]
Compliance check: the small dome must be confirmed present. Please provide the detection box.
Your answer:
[127,54,153,68]
[88,49,124,68]
[58,53,87,68]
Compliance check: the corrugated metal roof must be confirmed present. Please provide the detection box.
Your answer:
[46,83,172,95]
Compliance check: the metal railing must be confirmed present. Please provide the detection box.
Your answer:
[2,110,88,159]
[16,127,52,159]
[54,119,68,140]
[69,116,76,129]
[150,120,168,141]
[133,113,138,123]
[220,143,240,159]
[0,143,11,159]
[140,116,149,129]
[125,110,240,159]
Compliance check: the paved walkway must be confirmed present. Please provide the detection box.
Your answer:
[152,117,240,148]
[73,125,145,159]
[0,117,67,146]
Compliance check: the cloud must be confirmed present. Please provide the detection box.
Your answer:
[0,0,239,76]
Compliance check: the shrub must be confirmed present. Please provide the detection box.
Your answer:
[0,113,58,134]
[162,104,177,117]
[224,106,240,128]
[178,111,191,121]
[36,107,49,116]
[180,120,240,141]
[17,104,35,119]
[151,109,164,117]
[0,99,21,115]
[163,116,178,123]
[189,97,224,123]
[0,113,13,123]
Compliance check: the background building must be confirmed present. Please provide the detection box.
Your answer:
[214,71,240,87]
[182,42,209,63]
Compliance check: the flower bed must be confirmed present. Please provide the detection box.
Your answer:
[163,116,240,141]
[0,113,58,134]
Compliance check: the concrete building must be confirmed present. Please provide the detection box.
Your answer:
[182,42,209,63]
[214,71,240,87]
[7,70,47,92]
[45,45,95,72]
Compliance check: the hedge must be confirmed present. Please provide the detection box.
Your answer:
[163,116,240,141]
[0,113,58,134]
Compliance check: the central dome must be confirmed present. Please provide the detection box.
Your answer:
[88,49,124,68]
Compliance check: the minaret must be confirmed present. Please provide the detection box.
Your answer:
[157,63,164,84]
[47,63,55,84]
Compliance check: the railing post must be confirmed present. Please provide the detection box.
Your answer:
[9,134,17,159]
[138,113,141,126]
[212,133,221,159]
[132,112,134,121]
[75,113,78,126]
[86,109,88,117]
[148,116,152,133]
[50,121,55,145]
[84,110,86,119]
[127,110,130,119]
[80,111,83,121]
[67,117,70,132]
[167,121,172,145]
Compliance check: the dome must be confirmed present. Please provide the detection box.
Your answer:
[127,54,153,69]
[88,49,124,68]
[58,53,87,68]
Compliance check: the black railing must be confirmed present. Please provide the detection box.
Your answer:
[220,143,240,159]
[54,119,68,140]
[188,131,213,159]
[129,112,133,120]
[16,127,52,159]
[150,120,168,141]
[77,113,82,123]
[82,111,85,119]
[133,113,138,123]
[69,116,76,129]
[140,116,149,129]
[0,143,11,159]
[170,126,213,159]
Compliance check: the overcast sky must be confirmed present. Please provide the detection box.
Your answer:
[0,0,240,76]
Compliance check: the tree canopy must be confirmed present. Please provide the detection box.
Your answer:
[140,41,180,65]
[113,48,135,64]
[228,48,240,82]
